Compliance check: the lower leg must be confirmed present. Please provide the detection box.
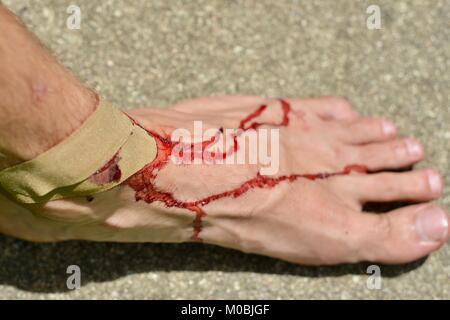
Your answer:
[0,5,96,169]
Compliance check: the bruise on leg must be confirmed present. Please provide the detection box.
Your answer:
[31,81,48,104]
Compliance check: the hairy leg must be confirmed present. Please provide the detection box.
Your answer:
[0,5,96,168]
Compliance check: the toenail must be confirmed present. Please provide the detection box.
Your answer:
[427,170,442,194]
[382,120,396,136]
[406,139,422,157]
[416,206,448,243]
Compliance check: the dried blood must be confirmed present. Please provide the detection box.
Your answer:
[90,152,122,185]
[126,99,368,241]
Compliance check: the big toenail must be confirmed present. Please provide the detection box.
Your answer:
[406,139,422,157]
[382,120,396,136]
[416,206,448,243]
[427,170,442,194]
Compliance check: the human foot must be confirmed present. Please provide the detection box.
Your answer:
[0,96,447,265]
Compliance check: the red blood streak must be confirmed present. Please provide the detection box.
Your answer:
[239,99,290,130]
[90,152,122,184]
[126,99,368,241]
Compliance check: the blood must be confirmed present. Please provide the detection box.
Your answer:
[239,99,290,130]
[126,99,368,241]
[89,152,122,185]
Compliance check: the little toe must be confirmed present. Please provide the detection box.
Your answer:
[289,96,359,120]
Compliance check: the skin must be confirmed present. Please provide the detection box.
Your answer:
[1,96,449,265]
[0,5,448,265]
[0,5,96,169]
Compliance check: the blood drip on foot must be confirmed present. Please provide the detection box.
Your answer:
[126,100,368,241]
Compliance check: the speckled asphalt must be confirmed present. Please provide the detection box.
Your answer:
[0,0,448,299]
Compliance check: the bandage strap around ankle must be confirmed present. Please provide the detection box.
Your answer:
[0,98,157,203]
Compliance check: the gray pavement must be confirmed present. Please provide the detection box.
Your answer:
[0,0,448,299]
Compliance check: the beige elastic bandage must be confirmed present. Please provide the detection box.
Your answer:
[0,98,157,203]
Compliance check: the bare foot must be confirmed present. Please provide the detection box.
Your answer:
[0,96,448,265]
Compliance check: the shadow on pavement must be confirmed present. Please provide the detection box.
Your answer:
[0,235,426,293]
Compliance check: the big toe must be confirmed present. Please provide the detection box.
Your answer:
[356,204,449,264]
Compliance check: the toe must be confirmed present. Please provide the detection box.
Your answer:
[355,204,449,263]
[289,96,359,120]
[354,137,424,171]
[341,117,397,144]
[337,169,444,203]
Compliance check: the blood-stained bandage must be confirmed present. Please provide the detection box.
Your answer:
[0,97,157,203]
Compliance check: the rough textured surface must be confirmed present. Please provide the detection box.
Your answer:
[0,0,448,299]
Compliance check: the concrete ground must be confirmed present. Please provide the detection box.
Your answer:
[0,0,448,299]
